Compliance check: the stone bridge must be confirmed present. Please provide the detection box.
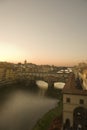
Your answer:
[16,72,70,87]
[0,70,70,88]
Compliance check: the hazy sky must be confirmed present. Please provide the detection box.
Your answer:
[0,0,87,66]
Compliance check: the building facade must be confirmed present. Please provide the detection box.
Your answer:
[62,73,87,130]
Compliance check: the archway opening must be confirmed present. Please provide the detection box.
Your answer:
[73,107,87,130]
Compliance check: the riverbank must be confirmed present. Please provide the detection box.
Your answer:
[32,101,62,130]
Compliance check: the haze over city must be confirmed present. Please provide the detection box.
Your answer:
[0,0,87,66]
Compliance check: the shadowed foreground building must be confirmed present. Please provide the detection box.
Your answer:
[62,73,87,130]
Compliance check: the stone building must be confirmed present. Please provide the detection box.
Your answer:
[62,73,87,130]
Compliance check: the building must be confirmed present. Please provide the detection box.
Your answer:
[62,73,87,130]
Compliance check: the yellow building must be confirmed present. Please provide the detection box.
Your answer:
[0,67,5,81]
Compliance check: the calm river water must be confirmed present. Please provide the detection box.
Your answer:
[0,85,58,130]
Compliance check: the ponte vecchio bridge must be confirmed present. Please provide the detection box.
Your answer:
[0,67,70,87]
[16,72,70,87]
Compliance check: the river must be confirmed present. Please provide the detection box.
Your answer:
[0,85,58,130]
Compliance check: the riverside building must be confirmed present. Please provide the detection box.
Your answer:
[62,73,87,130]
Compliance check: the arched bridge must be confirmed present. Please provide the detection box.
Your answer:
[0,70,70,87]
[16,72,70,87]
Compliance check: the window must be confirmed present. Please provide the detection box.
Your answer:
[79,99,84,104]
[66,98,70,103]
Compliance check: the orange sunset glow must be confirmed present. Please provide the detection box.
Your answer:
[0,0,87,66]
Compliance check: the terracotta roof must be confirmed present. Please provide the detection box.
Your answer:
[62,73,87,95]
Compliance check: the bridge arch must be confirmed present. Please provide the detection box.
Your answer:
[36,80,48,90]
[54,82,65,89]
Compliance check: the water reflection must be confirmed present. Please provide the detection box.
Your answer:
[0,87,57,130]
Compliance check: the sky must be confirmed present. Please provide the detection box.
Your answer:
[0,0,87,66]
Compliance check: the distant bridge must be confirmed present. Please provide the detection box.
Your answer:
[0,71,70,88]
[17,72,69,78]
[16,72,70,87]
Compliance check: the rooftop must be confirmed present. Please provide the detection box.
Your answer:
[62,73,87,96]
